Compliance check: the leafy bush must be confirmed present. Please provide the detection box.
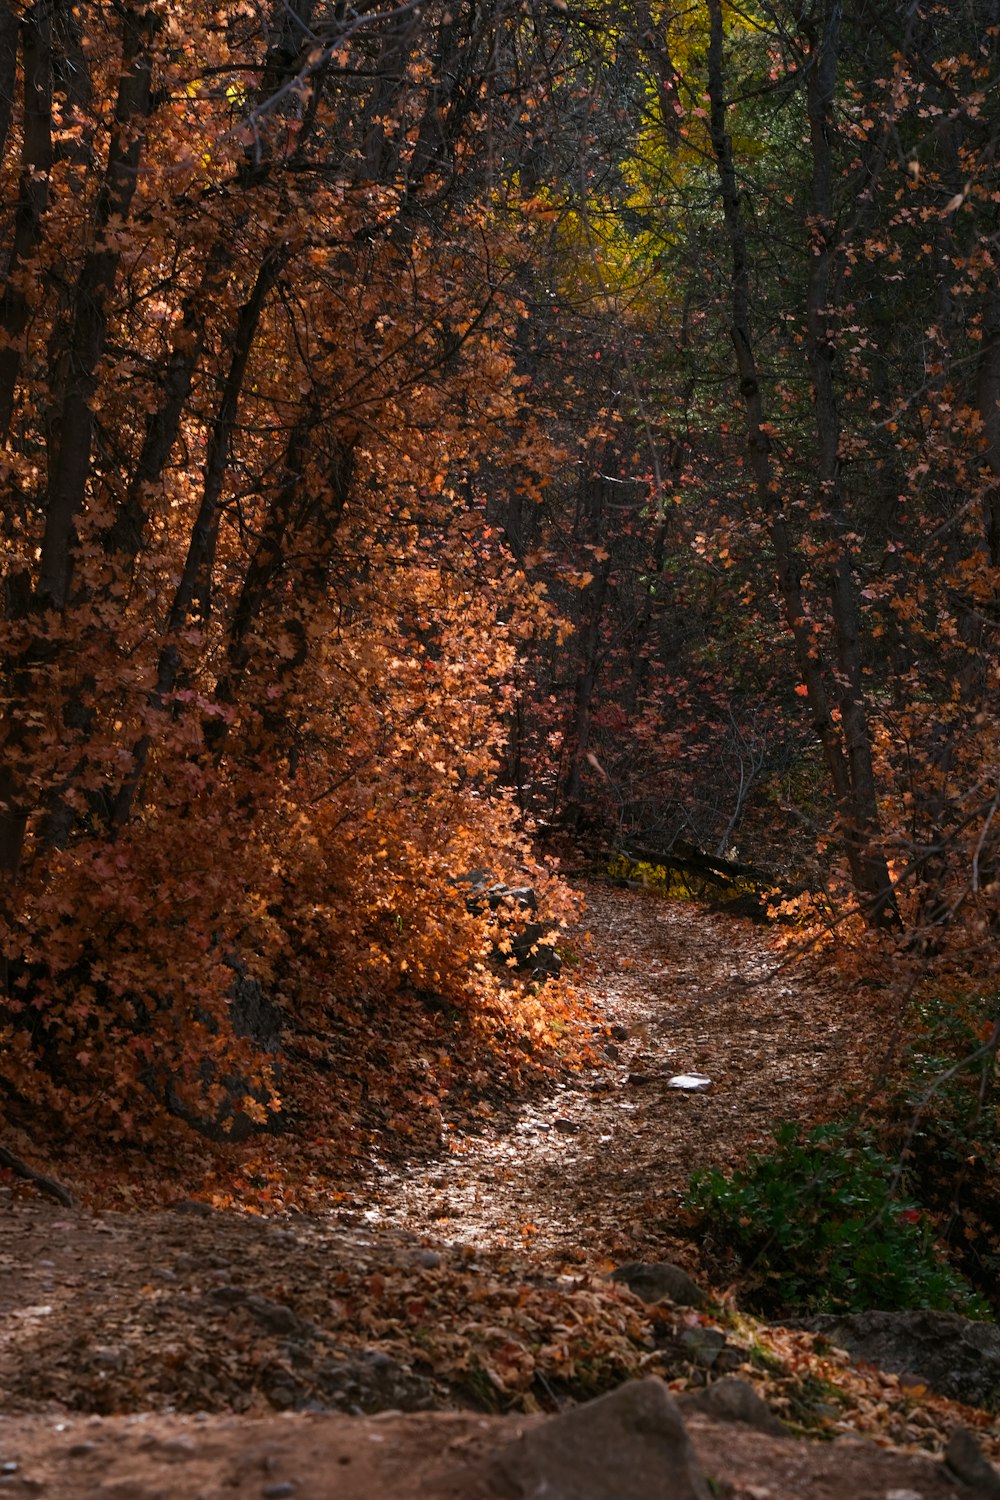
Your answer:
[892,993,1000,1305]
[900,994,999,1158]
[686,1121,988,1317]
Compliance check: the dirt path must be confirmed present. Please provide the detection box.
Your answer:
[367,883,869,1262]
[0,1402,980,1500]
[2,884,990,1500]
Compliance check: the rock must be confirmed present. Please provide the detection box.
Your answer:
[553,1118,580,1134]
[314,1349,436,1414]
[510,921,562,978]
[797,1310,1000,1410]
[264,1229,300,1250]
[152,958,285,1143]
[454,872,537,915]
[652,1316,735,1376]
[157,1437,197,1461]
[453,872,561,979]
[228,960,283,1053]
[410,1248,441,1270]
[209,1284,248,1308]
[611,1262,708,1308]
[679,1377,787,1436]
[267,1383,300,1410]
[88,1345,129,1372]
[665,1074,712,1092]
[492,1377,712,1500]
[246,1294,303,1336]
[944,1427,1000,1496]
[677,1326,729,1369]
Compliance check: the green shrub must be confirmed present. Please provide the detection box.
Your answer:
[686,1120,989,1317]
[900,993,999,1159]
[892,992,1000,1304]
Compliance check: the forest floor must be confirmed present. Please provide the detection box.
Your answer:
[364,881,880,1263]
[0,883,997,1498]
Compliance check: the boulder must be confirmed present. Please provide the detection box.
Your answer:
[652,1321,742,1377]
[160,959,284,1143]
[313,1349,437,1414]
[509,919,562,978]
[796,1310,1000,1410]
[492,1377,712,1500]
[453,870,537,915]
[679,1376,788,1436]
[945,1427,1000,1496]
[229,961,283,1053]
[611,1261,708,1308]
[452,872,562,980]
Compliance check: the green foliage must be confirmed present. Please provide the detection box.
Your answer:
[607,854,680,894]
[687,1121,988,1318]
[892,993,1000,1302]
[902,993,999,1142]
[606,853,766,915]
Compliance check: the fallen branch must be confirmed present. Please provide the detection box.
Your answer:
[0,1144,77,1207]
[618,840,774,887]
[607,842,805,921]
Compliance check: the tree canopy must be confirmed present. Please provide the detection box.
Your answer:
[0,0,997,1153]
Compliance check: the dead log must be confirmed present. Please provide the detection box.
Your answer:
[609,842,804,921]
[618,840,773,885]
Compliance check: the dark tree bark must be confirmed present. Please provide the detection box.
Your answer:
[0,0,54,445]
[111,253,282,829]
[803,1,898,925]
[977,282,1000,571]
[39,0,156,612]
[0,2,156,977]
[705,0,897,926]
[0,1,17,170]
[0,1142,76,1206]
[563,459,613,825]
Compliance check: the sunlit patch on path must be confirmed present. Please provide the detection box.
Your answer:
[364,883,871,1263]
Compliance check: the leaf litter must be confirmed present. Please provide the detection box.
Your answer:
[0,883,997,1496]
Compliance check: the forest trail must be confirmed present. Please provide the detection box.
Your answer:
[367,882,874,1263]
[0,886,992,1500]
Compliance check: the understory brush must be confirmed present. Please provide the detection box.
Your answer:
[686,1119,989,1318]
[888,991,1000,1311]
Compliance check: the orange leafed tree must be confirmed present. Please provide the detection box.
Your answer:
[0,0,576,1142]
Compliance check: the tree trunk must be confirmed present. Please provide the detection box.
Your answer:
[39,1,155,611]
[111,253,281,829]
[0,1,17,170]
[976,282,1000,571]
[0,2,155,981]
[0,0,53,445]
[803,1,898,926]
[705,0,897,926]
[563,462,613,825]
